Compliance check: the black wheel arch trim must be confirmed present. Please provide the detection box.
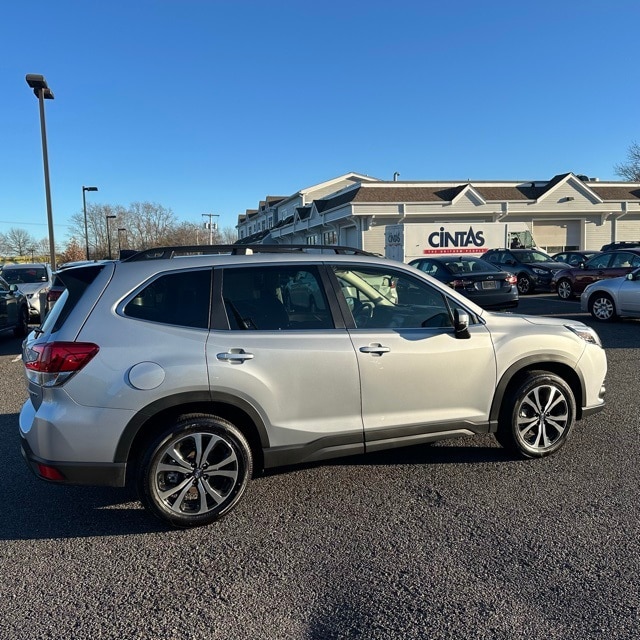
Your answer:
[114,390,271,463]
[489,355,586,426]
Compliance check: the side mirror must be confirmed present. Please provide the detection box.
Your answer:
[626,273,636,281]
[454,309,471,339]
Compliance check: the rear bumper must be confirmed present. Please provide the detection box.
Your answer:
[20,437,127,487]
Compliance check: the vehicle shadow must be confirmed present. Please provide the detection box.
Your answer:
[6,418,511,541]
[263,436,515,477]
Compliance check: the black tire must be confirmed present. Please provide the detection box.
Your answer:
[556,278,574,300]
[517,274,534,295]
[589,292,617,322]
[138,414,253,528]
[495,371,576,458]
[13,306,29,338]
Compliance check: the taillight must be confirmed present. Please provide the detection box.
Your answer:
[47,289,63,303]
[24,341,99,387]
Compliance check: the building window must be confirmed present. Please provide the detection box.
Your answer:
[323,231,337,245]
[306,235,319,245]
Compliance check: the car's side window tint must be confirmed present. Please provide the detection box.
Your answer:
[589,254,612,269]
[332,265,459,329]
[124,269,211,329]
[222,265,334,331]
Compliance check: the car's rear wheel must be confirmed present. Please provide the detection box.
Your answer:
[517,274,533,295]
[13,306,29,337]
[496,371,575,458]
[589,292,617,322]
[138,414,253,528]
[556,278,574,300]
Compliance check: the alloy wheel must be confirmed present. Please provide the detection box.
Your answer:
[515,383,570,453]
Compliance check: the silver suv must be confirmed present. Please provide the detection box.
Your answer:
[20,245,607,528]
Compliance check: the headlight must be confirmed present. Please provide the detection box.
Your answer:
[532,268,548,275]
[565,324,602,347]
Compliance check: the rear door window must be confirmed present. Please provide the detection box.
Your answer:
[220,265,334,330]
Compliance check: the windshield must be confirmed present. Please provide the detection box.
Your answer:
[3,267,48,284]
[517,251,553,264]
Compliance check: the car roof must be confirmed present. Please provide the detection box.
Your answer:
[3,262,49,269]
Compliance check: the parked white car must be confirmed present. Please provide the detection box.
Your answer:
[581,267,640,321]
[1,263,52,320]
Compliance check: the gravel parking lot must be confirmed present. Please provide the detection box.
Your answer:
[1,295,638,639]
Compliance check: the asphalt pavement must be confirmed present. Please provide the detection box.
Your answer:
[0,295,638,639]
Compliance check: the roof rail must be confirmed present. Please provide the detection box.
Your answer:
[122,244,376,262]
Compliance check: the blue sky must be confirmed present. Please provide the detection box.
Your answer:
[1,0,639,246]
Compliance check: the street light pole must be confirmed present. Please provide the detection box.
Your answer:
[106,215,116,259]
[82,186,98,260]
[25,74,56,271]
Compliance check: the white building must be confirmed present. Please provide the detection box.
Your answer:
[236,172,640,254]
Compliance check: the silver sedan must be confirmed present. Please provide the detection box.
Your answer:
[581,267,640,321]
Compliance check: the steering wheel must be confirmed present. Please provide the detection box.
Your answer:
[353,300,374,327]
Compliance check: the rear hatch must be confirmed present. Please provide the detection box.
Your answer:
[22,263,114,410]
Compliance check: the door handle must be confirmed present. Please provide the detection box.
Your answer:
[359,344,390,355]
[217,350,254,363]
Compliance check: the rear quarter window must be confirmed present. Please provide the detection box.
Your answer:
[123,269,212,329]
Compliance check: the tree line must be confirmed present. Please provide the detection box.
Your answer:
[0,201,237,264]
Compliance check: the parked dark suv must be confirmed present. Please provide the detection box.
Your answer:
[481,248,569,294]
[20,244,607,528]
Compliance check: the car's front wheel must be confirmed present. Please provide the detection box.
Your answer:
[517,274,533,295]
[589,292,617,322]
[138,414,253,528]
[556,278,574,300]
[496,371,576,458]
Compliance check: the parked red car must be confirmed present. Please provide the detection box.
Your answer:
[552,249,640,299]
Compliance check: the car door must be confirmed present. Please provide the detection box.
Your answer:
[329,264,496,449]
[574,253,614,291]
[207,264,363,456]
[618,269,640,314]
[0,277,10,330]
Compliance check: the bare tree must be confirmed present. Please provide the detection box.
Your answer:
[65,201,237,254]
[5,227,36,257]
[125,202,177,250]
[219,226,238,244]
[615,142,640,181]
[67,203,127,259]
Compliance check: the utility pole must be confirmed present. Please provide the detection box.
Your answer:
[201,213,220,245]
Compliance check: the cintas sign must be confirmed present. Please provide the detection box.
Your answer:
[427,226,487,252]
[385,222,533,262]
